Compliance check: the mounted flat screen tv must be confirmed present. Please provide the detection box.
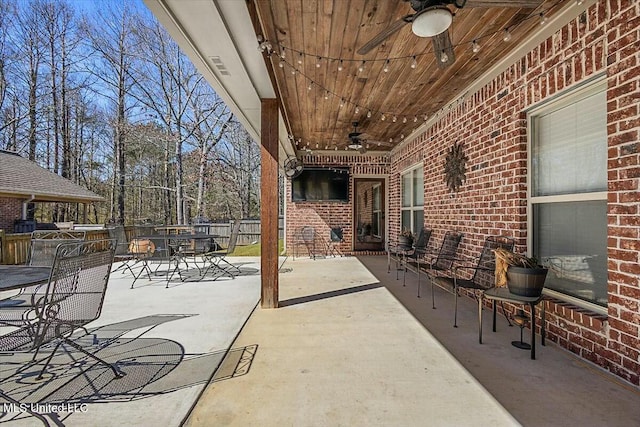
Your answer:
[292,167,349,202]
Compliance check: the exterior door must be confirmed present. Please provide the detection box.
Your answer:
[353,179,385,251]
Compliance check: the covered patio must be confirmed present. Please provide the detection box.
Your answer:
[1,256,637,426]
[143,0,638,393]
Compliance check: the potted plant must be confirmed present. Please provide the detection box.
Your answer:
[494,248,548,297]
[398,228,414,248]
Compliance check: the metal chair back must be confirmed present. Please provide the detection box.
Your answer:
[432,231,463,271]
[470,236,515,289]
[28,230,86,266]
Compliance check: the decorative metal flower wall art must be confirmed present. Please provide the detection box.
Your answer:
[443,142,468,193]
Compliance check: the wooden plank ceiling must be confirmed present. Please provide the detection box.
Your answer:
[254,0,567,153]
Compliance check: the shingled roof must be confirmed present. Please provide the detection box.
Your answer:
[0,150,104,203]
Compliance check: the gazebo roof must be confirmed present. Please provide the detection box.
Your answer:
[0,150,104,203]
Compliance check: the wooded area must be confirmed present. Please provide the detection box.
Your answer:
[0,0,261,225]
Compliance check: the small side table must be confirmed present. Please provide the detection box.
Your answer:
[479,287,545,360]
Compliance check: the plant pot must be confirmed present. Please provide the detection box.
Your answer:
[398,236,413,248]
[507,266,548,297]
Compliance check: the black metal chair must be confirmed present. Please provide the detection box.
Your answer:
[416,231,463,303]
[327,227,345,257]
[202,220,242,278]
[0,239,122,425]
[28,230,87,267]
[0,231,86,327]
[430,235,514,327]
[388,228,432,285]
[293,226,317,260]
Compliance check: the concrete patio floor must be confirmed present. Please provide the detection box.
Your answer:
[186,255,640,427]
[0,257,263,426]
[1,255,638,426]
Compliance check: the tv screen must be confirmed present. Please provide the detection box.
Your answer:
[292,168,349,202]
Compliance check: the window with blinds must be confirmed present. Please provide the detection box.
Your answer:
[529,78,608,309]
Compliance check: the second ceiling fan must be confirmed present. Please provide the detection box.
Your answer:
[357,0,542,68]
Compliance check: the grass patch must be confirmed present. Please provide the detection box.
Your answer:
[230,239,284,256]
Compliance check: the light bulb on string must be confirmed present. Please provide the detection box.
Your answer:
[392,116,397,123]
[576,0,584,4]
[402,117,407,123]
[381,114,386,121]
[338,60,343,71]
[324,91,329,100]
[367,110,372,118]
[279,61,284,68]
[539,12,547,25]
[339,98,345,108]
[297,53,303,65]
[316,57,321,68]
[413,116,418,123]
[503,28,512,42]
[472,40,480,53]
[358,61,365,73]
[383,60,390,73]
[308,82,313,91]
[355,106,360,114]
[411,56,417,69]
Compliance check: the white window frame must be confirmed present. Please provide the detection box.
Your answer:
[527,77,608,314]
[400,163,424,235]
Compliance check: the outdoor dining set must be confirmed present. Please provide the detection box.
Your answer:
[0,226,242,425]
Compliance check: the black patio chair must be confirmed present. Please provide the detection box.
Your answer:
[388,227,432,285]
[201,220,242,278]
[430,235,514,327]
[293,226,317,260]
[0,231,87,327]
[28,230,87,266]
[0,239,122,425]
[416,231,463,303]
[327,227,344,257]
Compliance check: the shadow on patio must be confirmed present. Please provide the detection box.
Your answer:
[0,257,262,426]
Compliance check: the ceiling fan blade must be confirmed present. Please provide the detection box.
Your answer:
[432,30,455,69]
[357,15,412,55]
[462,0,542,8]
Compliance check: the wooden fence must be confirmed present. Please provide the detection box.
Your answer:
[0,218,282,265]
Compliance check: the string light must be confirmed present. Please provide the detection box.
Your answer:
[381,114,386,121]
[265,2,560,129]
[392,116,397,123]
[472,40,480,53]
[576,0,584,4]
[503,28,512,42]
[539,12,547,25]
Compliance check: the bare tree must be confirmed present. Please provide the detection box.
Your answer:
[81,1,139,224]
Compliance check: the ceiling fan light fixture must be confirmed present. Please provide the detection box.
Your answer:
[411,6,452,38]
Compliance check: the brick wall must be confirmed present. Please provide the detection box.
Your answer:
[385,1,639,385]
[285,153,389,256]
[0,197,22,232]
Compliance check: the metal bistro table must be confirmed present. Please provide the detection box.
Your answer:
[165,234,221,279]
[479,287,546,360]
[0,265,52,292]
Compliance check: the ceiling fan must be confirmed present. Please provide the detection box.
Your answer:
[347,122,392,153]
[357,0,542,68]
